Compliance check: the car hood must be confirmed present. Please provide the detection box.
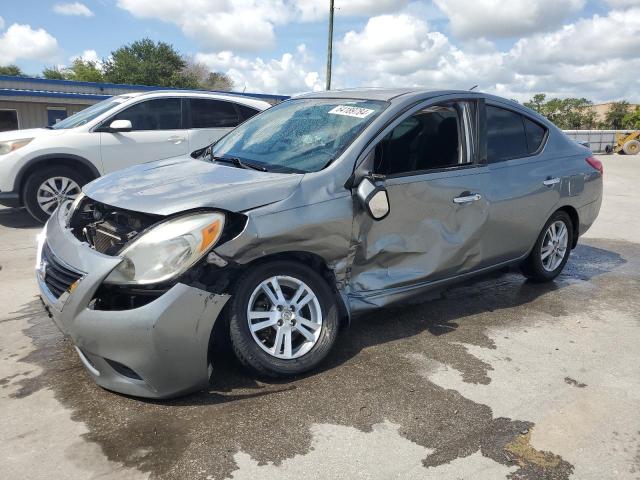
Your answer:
[0,128,67,142]
[83,156,303,216]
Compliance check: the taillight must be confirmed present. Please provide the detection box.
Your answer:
[586,156,603,175]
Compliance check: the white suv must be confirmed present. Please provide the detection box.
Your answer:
[0,90,271,222]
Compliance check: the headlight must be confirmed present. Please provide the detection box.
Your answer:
[0,138,33,155]
[104,212,225,285]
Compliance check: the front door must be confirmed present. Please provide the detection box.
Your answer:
[349,100,491,303]
[99,98,189,174]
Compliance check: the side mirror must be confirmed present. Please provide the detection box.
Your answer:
[357,177,390,220]
[108,119,132,132]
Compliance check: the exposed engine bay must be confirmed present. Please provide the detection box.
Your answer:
[69,197,161,255]
[66,196,249,311]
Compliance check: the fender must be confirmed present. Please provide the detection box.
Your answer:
[13,153,101,193]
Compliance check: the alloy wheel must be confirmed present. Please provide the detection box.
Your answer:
[247,275,323,359]
[541,220,569,272]
[36,176,81,215]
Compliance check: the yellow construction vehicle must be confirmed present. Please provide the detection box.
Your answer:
[604,131,640,155]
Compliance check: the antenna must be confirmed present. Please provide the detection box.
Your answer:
[469,85,478,91]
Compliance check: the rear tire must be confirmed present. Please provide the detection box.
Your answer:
[228,260,339,377]
[520,211,573,282]
[23,165,90,223]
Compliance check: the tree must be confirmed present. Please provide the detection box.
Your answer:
[203,71,234,91]
[524,94,596,129]
[181,59,234,91]
[68,58,104,82]
[524,93,547,114]
[42,66,68,80]
[623,106,640,130]
[604,101,630,130]
[103,38,197,88]
[0,65,25,76]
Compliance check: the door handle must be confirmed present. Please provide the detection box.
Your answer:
[453,193,482,204]
[168,135,185,144]
[543,177,561,187]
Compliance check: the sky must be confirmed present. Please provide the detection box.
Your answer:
[1,0,639,102]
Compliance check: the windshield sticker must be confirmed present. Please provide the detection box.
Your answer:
[328,105,375,119]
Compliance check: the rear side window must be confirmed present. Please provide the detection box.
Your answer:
[487,105,547,162]
[111,98,182,131]
[236,103,260,121]
[486,106,528,163]
[524,117,546,153]
[190,99,239,128]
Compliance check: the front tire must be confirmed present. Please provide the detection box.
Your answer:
[23,165,89,223]
[228,260,339,377]
[520,211,573,282]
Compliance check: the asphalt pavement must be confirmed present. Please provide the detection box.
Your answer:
[0,155,638,480]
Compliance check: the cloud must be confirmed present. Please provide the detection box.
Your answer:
[434,0,584,38]
[509,8,640,69]
[605,0,640,7]
[295,0,408,22]
[0,17,4,31]
[0,23,59,65]
[53,2,94,17]
[117,0,285,51]
[69,49,102,68]
[117,0,408,52]
[334,9,640,102]
[195,44,323,94]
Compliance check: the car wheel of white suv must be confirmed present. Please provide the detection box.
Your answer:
[23,165,91,223]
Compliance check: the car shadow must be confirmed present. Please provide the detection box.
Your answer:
[0,207,41,229]
[167,240,627,406]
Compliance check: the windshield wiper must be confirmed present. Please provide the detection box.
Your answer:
[212,155,268,172]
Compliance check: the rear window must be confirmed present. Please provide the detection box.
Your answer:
[190,99,239,128]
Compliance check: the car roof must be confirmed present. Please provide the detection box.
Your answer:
[117,90,272,110]
[294,88,477,102]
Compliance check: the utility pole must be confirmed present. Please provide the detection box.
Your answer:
[325,0,334,90]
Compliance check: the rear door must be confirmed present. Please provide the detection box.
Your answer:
[350,98,491,297]
[99,98,189,173]
[186,98,259,151]
[483,103,557,262]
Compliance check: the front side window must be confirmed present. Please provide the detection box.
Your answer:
[51,96,128,130]
[190,99,239,128]
[110,98,182,131]
[373,104,472,176]
[211,98,387,173]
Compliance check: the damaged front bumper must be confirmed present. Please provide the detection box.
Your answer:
[36,208,229,399]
